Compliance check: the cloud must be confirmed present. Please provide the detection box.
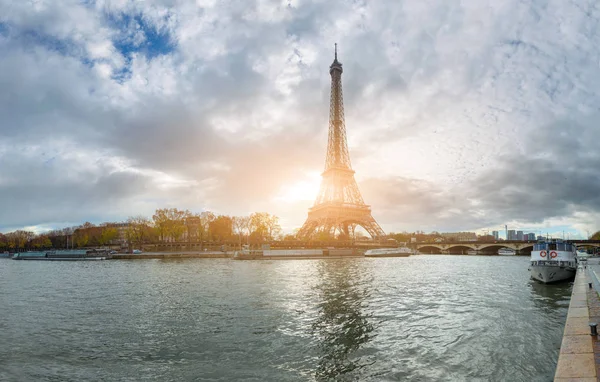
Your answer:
[0,149,154,228]
[360,176,489,233]
[1,0,600,236]
[361,116,600,235]
[470,117,600,224]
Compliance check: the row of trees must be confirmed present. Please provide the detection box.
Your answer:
[0,231,52,251]
[125,209,283,248]
[67,223,119,248]
[0,208,284,251]
[0,224,120,251]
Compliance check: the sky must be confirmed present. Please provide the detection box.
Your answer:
[1,0,600,238]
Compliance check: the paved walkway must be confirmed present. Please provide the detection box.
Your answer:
[555,262,597,381]
[587,258,600,381]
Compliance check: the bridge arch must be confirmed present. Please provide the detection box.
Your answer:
[446,245,476,254]
[474,244,508,255]
[519,245,534,255]
[418,245,444,254]
[577,243,600,249]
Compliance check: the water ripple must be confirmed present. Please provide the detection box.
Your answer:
[0,256,569,381]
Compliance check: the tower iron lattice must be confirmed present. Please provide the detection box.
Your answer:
[297,44,385,240]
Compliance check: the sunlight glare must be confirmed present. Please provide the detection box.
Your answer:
[275,172,321,203]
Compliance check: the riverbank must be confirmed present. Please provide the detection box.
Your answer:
[112,252,526,260]
[233,255,363,260]
[1,251,543,260]
[111,251,229,259]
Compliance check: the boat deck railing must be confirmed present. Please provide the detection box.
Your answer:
[531,260,576,267]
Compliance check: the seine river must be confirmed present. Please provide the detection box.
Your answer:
[0,256,570,381]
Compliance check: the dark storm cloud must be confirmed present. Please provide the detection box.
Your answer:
[103,101,222,172]
[362,117,600,232]
[361,177,449,218]
[0,166,153,229]
[470,118,600,223]
[360,176,488,232]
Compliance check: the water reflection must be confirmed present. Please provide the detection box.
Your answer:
[528,280,572,311]
[311,260,375,381]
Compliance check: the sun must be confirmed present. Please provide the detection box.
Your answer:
[275,172,321,203]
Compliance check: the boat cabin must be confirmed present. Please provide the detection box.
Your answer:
[531,239,576,263]
[533,241,575,252]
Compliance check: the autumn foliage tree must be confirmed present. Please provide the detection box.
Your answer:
[0,230,46,250]
[6,230,34,249]
[0,233,7,251]
[209,215,233,242]
[152,208,190,242]
[127,216,153,248]
[1,208,285,249]
[31,235,52,249]
[99,227,118,246]
[249,212,282,243]
[152,209,169,242]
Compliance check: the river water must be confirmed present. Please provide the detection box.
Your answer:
[0,255,571,381]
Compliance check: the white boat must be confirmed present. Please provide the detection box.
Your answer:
[576,249,590,264]
[498,248,516,256]
[364,247,412,257]
[529,240,576,284]
[466,249,478,255]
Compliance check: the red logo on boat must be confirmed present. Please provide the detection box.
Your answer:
[550,251,558,259]
[540,251,547,258]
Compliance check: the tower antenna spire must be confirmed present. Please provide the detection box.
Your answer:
[334,43,337,61]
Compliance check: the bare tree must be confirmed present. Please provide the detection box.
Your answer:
[127,216,152,249]
[198,211,216,244]
[232,216,250,250]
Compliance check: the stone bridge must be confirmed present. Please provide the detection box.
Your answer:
[416,241,600,255]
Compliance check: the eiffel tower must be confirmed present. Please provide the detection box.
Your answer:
[298,44,385,240]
